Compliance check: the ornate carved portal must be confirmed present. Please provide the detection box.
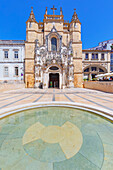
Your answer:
[34,26,74,89]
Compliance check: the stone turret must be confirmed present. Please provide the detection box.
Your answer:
[71,9,80,22]
[70,9,83,87]
[28,7,36,22]
[25,7,38,88]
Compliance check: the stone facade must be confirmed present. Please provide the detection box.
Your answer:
[25,7,83,88]
[0,7,112,86]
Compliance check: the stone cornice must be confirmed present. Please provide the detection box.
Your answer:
[74,72,83,74]
[73,57,82,60]
[26,30,43,34]
[44,14,64,18]
[44,30,63,33]
[0,43,25,46]
[0,62,24,63]
[82,50,111,52]
[25,72,34,74]
[82,61,110,63]
[26,20,38,24]
[25,58,34,60]
[70,30,81,34]
[43,19,64,23]
[70,20,81,25]
[72,41,82,44]
[25,41,35,44]
[26,29,81,34]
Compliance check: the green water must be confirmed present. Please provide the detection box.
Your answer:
[0,107,113,170]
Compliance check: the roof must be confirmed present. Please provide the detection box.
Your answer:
[84,39,113,51]
[82,49,111,52]
[0,40,25,45]
[99,39,113,44]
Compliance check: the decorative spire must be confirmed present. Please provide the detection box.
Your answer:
[60,7,63,15]
[45,7,48,15]
[71,8,79,22]
[28,7,36,21]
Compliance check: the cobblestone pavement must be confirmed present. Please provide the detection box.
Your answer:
[0,83,24,92]
[0,87,113,113]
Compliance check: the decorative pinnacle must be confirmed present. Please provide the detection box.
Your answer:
[71,8,78,22]
[60,7,63,15]
[45,7,48,14]
[28,6,36,21]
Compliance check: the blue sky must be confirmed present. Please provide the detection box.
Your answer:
[0,0,113,49]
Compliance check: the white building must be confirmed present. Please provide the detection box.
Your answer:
[86,39,113,72]
[82,50,111,80]
[0,40,25,82]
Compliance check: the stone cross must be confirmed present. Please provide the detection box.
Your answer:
[51,5,57,15]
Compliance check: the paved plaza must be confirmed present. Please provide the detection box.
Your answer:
[0,87,113,116]
[0,87,113,170]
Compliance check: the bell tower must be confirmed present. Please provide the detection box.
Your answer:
[70,9,83,87]
[25,7,38,88]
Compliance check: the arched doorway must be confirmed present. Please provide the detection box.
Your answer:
[49,73,59,88]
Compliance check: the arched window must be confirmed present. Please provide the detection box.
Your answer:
[51,37,57,51]
[99,68,104,72]
[84,68,89,72]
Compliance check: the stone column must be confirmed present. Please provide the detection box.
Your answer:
[62,67,66,89]
[89,66,91,80]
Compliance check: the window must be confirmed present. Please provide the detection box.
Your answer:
[92,53,95,59]
[85,53,89,60]
[111,66,113,71]
[84,68,89,72]
[51,37,57,51]
[99,68,104,72]
[111,53,113,59]
[95,53,98,60]
[110,53,113,71]
[92,53,98,60]
[15,67,18,76]
[91,67,97,71]
[4,67,8,76]
[4,51,8,59]
[14,51,18,59]
[101,54,105,60]
[74,23,77,28]
[29,22,32,28]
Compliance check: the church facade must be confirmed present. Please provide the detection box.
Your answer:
[0,6,111,86]
[25,7,83,89]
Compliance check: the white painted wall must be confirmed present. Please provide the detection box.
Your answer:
[0,43,25,81]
